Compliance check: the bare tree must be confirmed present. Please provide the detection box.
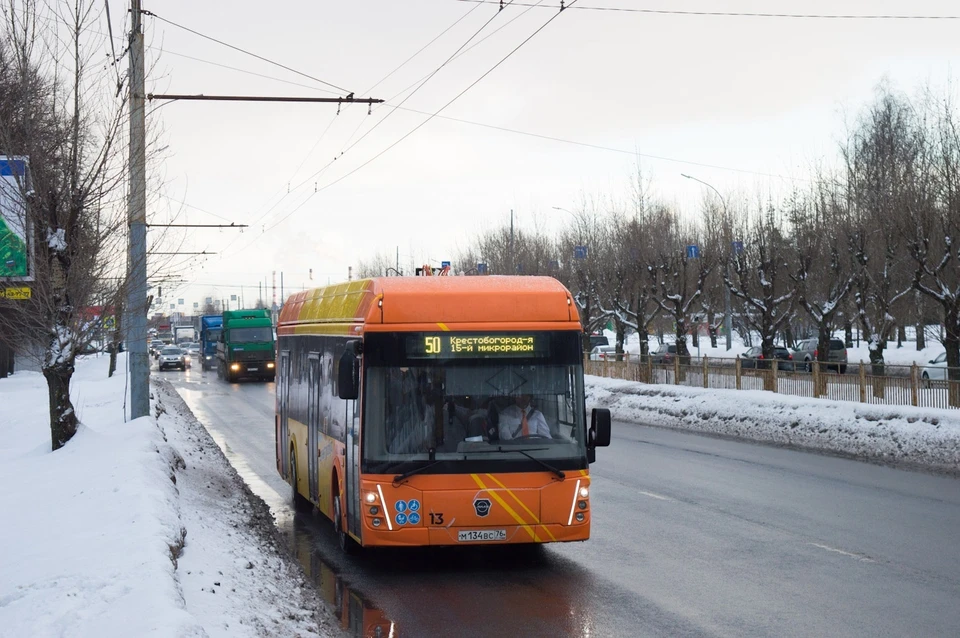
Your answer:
[0,1,129,449]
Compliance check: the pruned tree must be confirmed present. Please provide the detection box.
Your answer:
[0,0,130,449]
[725,204,796,389]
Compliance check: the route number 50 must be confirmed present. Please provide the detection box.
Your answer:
[425,336,441,354]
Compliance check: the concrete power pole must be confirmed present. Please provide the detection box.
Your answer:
[127,0,149,419]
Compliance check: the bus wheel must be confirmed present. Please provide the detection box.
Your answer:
[290,448,312,512]
[334,491,355,554]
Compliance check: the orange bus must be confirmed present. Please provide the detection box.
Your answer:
[275,275,611,551]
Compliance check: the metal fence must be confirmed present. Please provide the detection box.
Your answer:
[585,354,960,410]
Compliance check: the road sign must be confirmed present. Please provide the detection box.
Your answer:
[0,157,33,281]
[732,240,744,254]
[104,315,116,330]
[0,286,30,300]
[686,245,701,259]
[441,260,451,268]
[477,263,488,275]
[230,294,237,301]
[574,246,588,260]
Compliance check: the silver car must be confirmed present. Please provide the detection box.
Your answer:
[158,346,186,371]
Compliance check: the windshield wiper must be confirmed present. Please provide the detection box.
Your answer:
[392,459,444,485]
[498,447,565,481]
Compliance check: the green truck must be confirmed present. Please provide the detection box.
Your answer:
[216,309,276,382]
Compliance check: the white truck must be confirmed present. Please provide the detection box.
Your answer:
[174,325,196,345]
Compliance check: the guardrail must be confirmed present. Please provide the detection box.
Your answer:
[584,354,960,409]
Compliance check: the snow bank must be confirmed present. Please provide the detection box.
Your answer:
[0,355,334,637]
[587,376,960,474]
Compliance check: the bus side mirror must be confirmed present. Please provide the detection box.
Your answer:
[589,408,611,447]
[338,346,360,400]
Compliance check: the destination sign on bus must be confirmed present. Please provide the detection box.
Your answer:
[406,334,547,359]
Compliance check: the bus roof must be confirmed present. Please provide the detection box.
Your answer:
[278,276,580,332]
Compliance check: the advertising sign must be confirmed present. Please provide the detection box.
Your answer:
[0,156,33,281]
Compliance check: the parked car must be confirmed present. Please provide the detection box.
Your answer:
[921,352,948,384]
[588,334,609,350]
[651,343,678,364]
[589,345,618,361]
[741,346,795,371]
[158,346,186,371]
[793,338,847,374]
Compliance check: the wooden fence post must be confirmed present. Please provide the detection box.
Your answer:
[911,363,919,407]
[735,356,742,390]
[703,355,709,388]
[673,355,680,385]
[647,355,653,384]
[772,358,778,392]
[859,361,866,403]
[813,361,821,397]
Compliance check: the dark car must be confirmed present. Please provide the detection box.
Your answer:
[794,338,847,373]
[651,343,678,364]
[588,334,609,350]
[741,346,795,371]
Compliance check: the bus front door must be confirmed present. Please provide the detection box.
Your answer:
[279,350,290,478]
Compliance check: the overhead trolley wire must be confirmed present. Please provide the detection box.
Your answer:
[454,0,960,20]
[142,10,353,94]
[261,0,577,235]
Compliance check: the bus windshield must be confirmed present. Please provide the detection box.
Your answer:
[361,331,587,474]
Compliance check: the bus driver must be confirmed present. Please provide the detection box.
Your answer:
[497,394,551,440]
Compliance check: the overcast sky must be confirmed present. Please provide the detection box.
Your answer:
[119,0,960,311]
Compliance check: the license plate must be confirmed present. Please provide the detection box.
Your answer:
[248,367,258,371]
[457,529,506,542]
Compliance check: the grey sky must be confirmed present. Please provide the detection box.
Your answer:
[126,0,960,308]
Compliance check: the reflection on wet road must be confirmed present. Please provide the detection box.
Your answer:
[164,364,960,638]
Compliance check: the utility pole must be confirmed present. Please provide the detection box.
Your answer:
[126,0,149,419]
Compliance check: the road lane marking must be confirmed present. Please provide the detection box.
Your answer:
[637,490,671,501]
[808,542,875,563]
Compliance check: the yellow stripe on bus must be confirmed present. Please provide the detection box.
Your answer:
[484,473,556,542]
[471,474,539,542]
[438,322,450,332]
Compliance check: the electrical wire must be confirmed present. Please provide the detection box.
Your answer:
[454,0,960,20]
[142,10,353,94]
[263,0,575,235]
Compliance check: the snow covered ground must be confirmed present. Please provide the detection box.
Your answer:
[0,354,336,638]
[3,350,958,636]
[612,330,947,367]
[587,375,960,474]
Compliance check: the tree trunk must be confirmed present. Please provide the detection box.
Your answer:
[707,311,718,348]
[844,321,853,348]
[869,342,886,399]
[897,324,906,348]
[0,341,10,378]
[44,362,79,450]
[616,323,626,361]
[916,324,925,350]
[784,324,795,349]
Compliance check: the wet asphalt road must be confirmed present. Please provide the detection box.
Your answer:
[162,363,960,637]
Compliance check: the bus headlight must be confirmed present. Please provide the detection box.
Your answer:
[365,492,377,503]
[267,362,275,369]
[370,506,379,515]
[372,518,382,528]
[575,512,585,522]
[230,363,240,371]
[579,486,589,499]
[578,500,587,510]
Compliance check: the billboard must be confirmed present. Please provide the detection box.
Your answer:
[0,156,33,281]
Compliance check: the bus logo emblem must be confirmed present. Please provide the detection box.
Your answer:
[474,498,491,517]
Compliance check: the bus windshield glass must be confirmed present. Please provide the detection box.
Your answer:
[361,331,587,474]
[229,327,272,343]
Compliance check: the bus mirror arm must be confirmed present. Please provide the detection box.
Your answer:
[589,408,611,447]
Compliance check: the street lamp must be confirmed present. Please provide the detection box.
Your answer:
[553,206,592,348]
[681,173,733,351]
